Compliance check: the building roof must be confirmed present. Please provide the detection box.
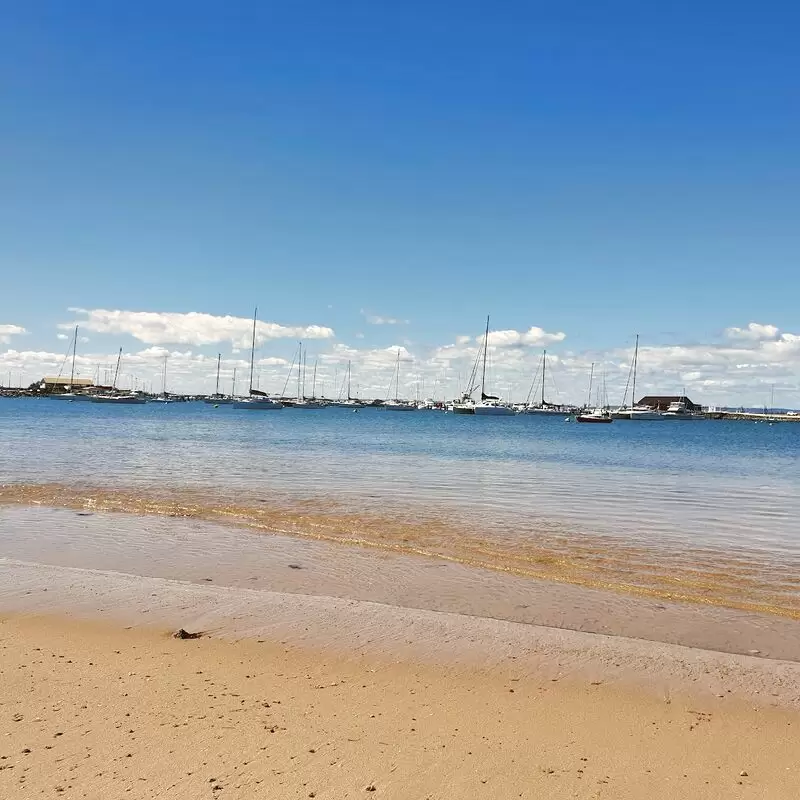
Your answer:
[637,395,701,411]
[43,376,94,387]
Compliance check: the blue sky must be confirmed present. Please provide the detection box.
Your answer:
[1,1,799,403]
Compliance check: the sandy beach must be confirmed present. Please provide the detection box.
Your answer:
[1,614,797,800]
[1,594,799,800]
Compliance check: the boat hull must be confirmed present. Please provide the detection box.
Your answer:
[233,399,284,410]
[49,393,93,402]
[474,404,515,416]
[90,395,148,405]
[576,414,613,424]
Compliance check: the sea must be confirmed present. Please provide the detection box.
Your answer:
[0,398,798,650]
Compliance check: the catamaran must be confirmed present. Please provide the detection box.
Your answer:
[233,308,283,410]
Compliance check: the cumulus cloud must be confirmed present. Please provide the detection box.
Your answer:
[0,324,27,344]
[61,308,335,347]
[486,327,567,348]
[360,309,409,325]
[725,322,780,342]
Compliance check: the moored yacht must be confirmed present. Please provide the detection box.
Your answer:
[233,307,283,410]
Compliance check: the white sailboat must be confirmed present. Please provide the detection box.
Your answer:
[520,349,570,414]
[473,316,515,416]
[383,349,417,410]
[90,348,147,404]
[49,326,92,401]
[205,353,233,404]
[233,308,283,410]
[610,335,662,420]
[329,361,362,408]
[150,353,175,403]
[291,344,325,408]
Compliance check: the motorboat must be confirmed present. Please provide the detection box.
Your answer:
[576,408,613,424]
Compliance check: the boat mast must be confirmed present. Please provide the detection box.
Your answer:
[112,348,123,391]
[541,349,546,407]
[394,349,401,402]
[215,353,221,396]
[480,315,490,399]
[297,342,302,401]
[248,307,257,394]
[231,367,237,398]
[69,326,78,389]
[302,349,308,400]
[346,361,352,401]
[631,334,639,411]
[586,362,595,408]
[311,358,318,400]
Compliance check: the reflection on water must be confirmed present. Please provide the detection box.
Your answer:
[0,399,798,618]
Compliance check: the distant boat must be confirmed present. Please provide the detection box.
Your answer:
[663,399,704,419]
[383,349,418,411]
[233,307,283,410]
[329,361,362,408]
[291,345,325,408]
[576,409,613,424]
[473,316,515,416]
[49,326,92,401]
[90,347,147,404]
[610,335,663,420]
[204,353,234,404]
[575,362,612,423]
[150,352,175,403]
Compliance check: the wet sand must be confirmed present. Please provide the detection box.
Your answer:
[1,614,798,800]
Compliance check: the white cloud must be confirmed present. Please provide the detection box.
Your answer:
[0,324,26,344]
[355,332,365,339]
[61,308,335,347]
[360,309,409,325]
[455,335,471,345]
[57,333,69,341]
[487,327,567,348]
[725,322,779,342]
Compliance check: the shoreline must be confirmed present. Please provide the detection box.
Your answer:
[1,505,799,663]
[1,558,798,710]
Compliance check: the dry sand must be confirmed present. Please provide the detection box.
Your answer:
[1,614,798,800]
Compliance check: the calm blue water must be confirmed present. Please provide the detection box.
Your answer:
[1,398,799,566]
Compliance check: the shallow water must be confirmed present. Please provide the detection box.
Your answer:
[0,399,798,616]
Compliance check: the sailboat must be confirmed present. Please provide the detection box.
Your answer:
[90,348,147,404]
[204,354,233,404]
[473,316,515,416]
[383,349,417,410]
[329,361,361,407]
[291,344,325,408]
[576,362,612,423]
[233,308,283,410]
[610,335,662,420]
[520,350,568,414]
[150,353,175,403]
[49,326,92,401]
